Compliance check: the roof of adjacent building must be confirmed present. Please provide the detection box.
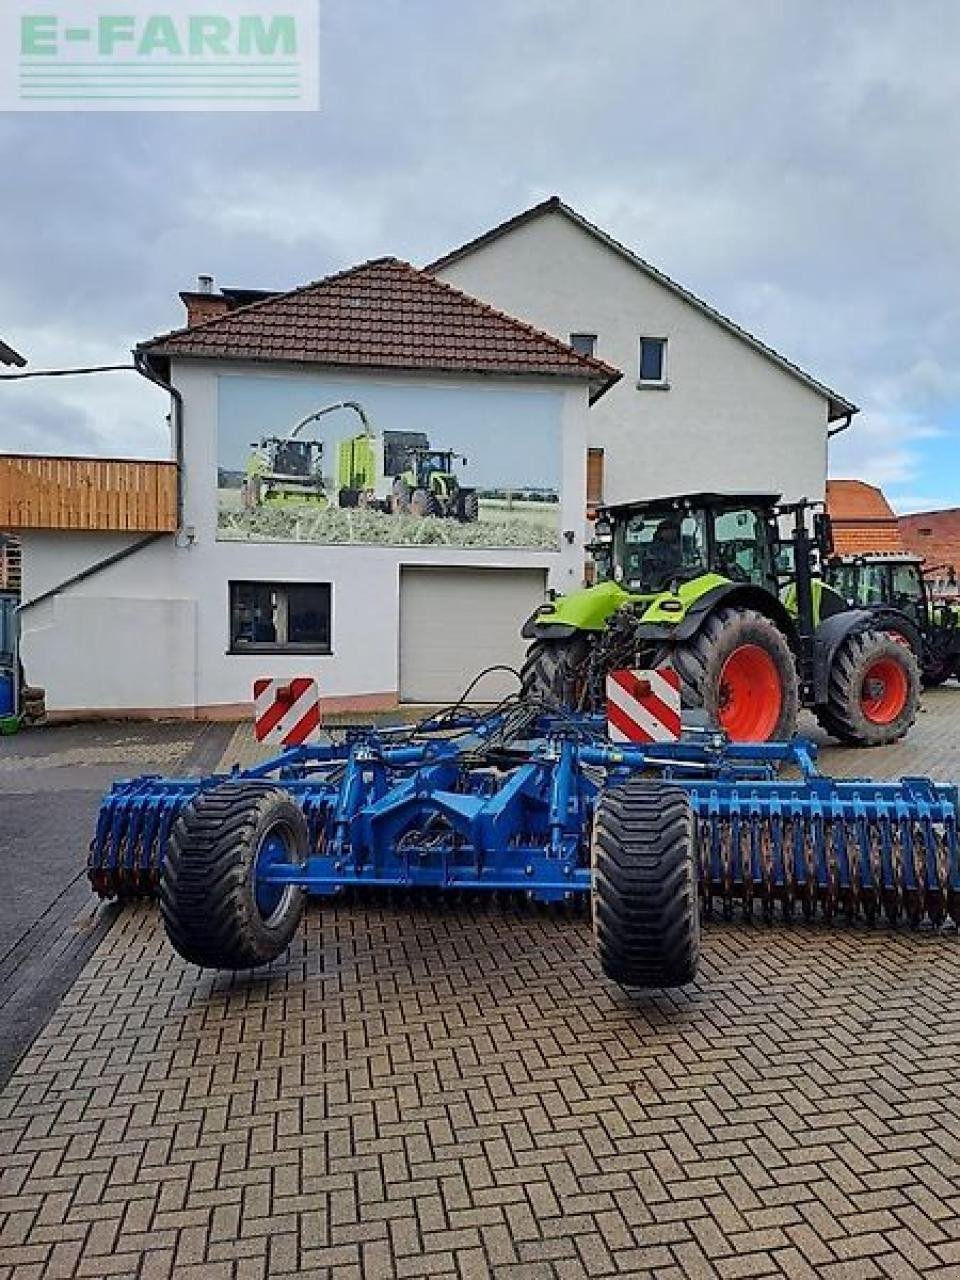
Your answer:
[426,196,858,422]
[899,507,960,572]
[826,479,904,554]
[0,339,26,368]
[142,257,621,402]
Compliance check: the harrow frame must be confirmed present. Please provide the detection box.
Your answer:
[89,708,960,940]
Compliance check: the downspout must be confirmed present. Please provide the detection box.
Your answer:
[134,348,184,527]
[17,353,184,614]
[18,533,166,613]
[827,412,853,439]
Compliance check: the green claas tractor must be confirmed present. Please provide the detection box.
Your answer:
[338,431,479,522]
[393,447,479,521]
[521,492,921,746]
[825,552,960,687]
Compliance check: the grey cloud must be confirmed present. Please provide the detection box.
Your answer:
[1,0,958,502]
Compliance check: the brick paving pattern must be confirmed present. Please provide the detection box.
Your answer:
[1,692,959,1279]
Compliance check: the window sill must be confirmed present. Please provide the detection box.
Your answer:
[636,380,670,391]
[228,646,332,657]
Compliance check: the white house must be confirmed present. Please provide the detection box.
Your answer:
[12,258,617,717]
[428,197,857,508]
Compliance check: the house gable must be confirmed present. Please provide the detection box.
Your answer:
[427,197,856,422]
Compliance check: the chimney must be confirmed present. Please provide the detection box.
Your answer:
[179,274,231,327]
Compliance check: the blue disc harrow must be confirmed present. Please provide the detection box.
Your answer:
[89,707,960,940]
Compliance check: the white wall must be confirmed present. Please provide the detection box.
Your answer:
[19,362,589,715]
[435,210,832,506]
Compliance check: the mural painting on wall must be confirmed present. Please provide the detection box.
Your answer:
[216,374,562,549]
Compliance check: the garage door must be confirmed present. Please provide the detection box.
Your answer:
[400,567,548,703]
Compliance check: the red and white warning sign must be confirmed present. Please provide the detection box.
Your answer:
[253,678,323,746]
[606,668,682,744]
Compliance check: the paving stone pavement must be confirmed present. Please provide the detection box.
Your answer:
[1,694,959,1279]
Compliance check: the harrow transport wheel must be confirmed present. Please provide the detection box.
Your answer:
[672,607,798,742]
[818,630,920,747]
[160,783,307,970]
[592,781,699,989]
[521,635,591,708]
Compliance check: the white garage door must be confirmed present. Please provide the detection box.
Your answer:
[400,567,548,703]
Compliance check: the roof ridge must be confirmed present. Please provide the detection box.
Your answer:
[139,257,402,350]
[425,196,857,420]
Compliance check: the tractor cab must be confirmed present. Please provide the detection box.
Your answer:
[591,493,781,595]
[826,553,929,630]
[410,448,464,493]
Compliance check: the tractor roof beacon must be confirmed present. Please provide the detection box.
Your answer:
[826,552,960,688]
[521,492,922,746]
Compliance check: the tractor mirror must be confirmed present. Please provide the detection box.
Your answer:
[814,513,834,556]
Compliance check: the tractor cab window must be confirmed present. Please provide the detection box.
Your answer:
[712,508,774,587]
[889,563,925,626]
[835,562,886,608]
[618,508,706,591]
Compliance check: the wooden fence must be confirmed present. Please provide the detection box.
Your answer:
[0,455,178,532]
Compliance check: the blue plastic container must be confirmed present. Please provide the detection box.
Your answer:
[0,668,14,716]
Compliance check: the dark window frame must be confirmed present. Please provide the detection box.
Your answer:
[570,332,597,358]
[228,580,333,655]
[637,336,668,385]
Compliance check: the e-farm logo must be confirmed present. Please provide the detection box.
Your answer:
[1,1,319,111]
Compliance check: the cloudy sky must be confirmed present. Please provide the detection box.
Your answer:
[2,0,958,512]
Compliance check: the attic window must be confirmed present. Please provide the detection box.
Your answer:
[570,333,597,358]
[638,337,667,385]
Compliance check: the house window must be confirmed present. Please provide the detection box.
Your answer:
[586,448,605,505]
[570,333,597,358]
[229,581,332,654]
[638,337,667,385]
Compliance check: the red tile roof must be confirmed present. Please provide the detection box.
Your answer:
[140,258,620,402]
[899,507,960,573]
[826,480,905,555]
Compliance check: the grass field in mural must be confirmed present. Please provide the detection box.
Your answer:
[216,374,564,550]
[217,490,559,548]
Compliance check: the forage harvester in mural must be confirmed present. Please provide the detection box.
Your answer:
[241,400,480,523]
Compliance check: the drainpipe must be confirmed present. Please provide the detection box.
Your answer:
[827,412,854,440]
[18,533,166,613]
[134,349,184,528]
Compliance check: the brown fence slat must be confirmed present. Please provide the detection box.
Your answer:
[0,455,178,532]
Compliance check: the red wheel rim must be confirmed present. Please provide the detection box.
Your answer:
[717,644,783,741]
[861,657,909,724]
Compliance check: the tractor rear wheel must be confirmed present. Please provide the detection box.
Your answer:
[592,781,699,989]
[816,630,920,746]
[672,607,798,742]
[160,783,306,970]
[459,491,480,522]
[410,488,440,518]
[520,635,591,708]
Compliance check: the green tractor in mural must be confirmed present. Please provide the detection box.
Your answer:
[521,492,921,746]
[338,432,480,522]
[242,401,375,510]
[825,552,960,686]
